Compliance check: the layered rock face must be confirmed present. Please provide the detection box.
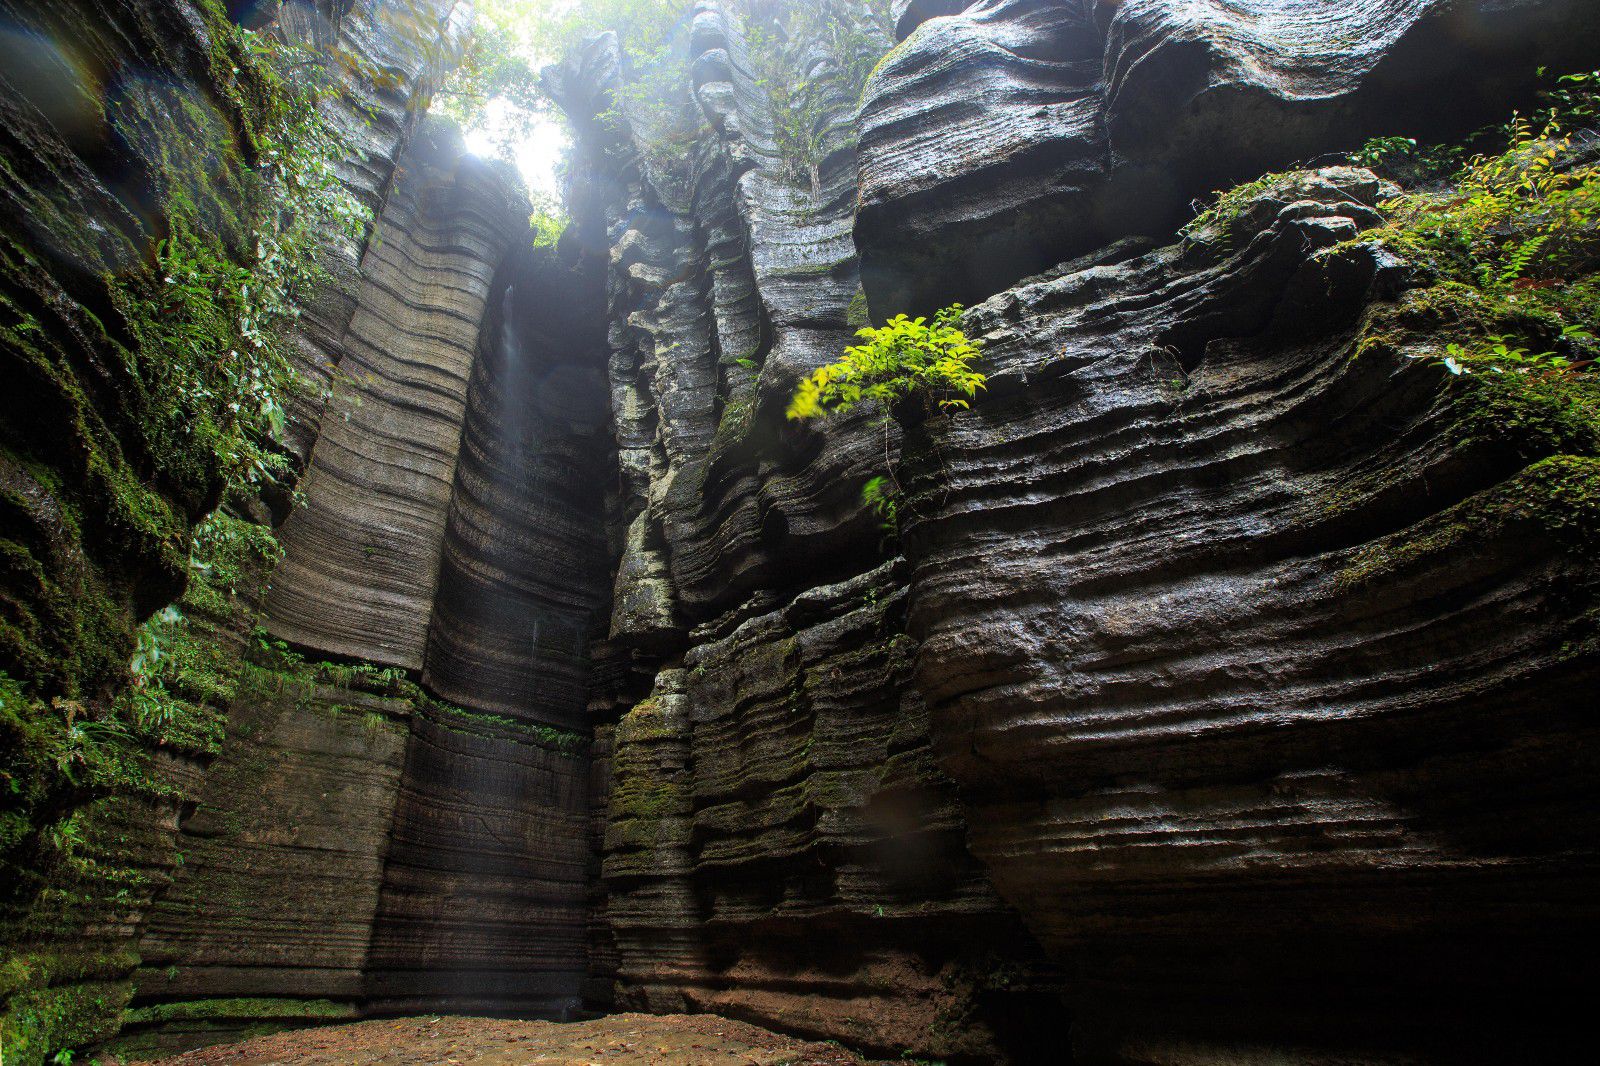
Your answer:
[265,120,527,669]
[7,0,1600,1062]
[549,4,1062,1060]
[0,0,462,1055]
[900,171,1600,1061]
[422,242,613,726]
[135,674,414,1011]
[856,0,1600,313]
[556,0,1600,1062]
[140,103,610,1043]
[3,0,609,1057]
[842,1,1600,1060]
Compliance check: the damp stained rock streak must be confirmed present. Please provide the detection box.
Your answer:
[422,243,613,728]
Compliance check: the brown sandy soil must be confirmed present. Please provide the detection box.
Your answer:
[134,1013,899,1065]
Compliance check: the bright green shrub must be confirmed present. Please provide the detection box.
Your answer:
[788,305,985,534]
[787,305,985,420]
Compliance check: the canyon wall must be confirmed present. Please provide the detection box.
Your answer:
[1,0,610,1059]
[557,0,1600,1061]
[131,79,612,1060]
[4,0,1600,1063]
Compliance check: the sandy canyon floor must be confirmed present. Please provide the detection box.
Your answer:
[136,1013,897,1065]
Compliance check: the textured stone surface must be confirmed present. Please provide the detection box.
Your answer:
[602,564,1058,1061]
[4,1,601,1058]
[129,123,607,1054]
[266,120,526,669]
[274,0,471,461]
[544,2,891,636]
[0,0,454,1057]
[365,708,590,1017]
[137,677,413,1003]
[897,171,1600,1060]
[9,0,1600,1063]
[549,6,1062,1060]
[855,0,1600,314]
[421,243,613,727]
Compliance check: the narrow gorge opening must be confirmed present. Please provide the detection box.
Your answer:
[5,1,1600,1065]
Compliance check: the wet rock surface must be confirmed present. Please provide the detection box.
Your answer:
[900,169,1600,1059]
[265,119,530,671]
[855,0,1600,314]
[6,0,1600,1063]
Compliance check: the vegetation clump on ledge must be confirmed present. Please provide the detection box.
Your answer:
[789,305,985,532]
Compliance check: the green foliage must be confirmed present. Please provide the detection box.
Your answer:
[433,16,547,142]
[789,305,984,535]
[529,190,568,247]
[860,475,900,531]
[609,32,707,174]
[787,305,986,420]
[124,31,371,498]
[846,287,871,329]
[120,513,283,752]
[1353,78,1600,396]
[1181,170,1299,248]
[518,0,685,56]
[2,10,393,1060]
[744,1,895,192]
[1371,114,1600,296]
[120,996,357,1026]
[1347,135,1464,185]
[464,0,695,173]
[243,630,586,756]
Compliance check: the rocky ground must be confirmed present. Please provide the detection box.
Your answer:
[132,1014,893,1066]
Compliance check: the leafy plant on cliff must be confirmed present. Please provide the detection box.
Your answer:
[133,31,371,493]
[788,307,986,419]
[788,306,985,532]
[1347,135,1464,186]
[1372,118,1599,295]
[743,1,895,194]
[1354,73,1600,380]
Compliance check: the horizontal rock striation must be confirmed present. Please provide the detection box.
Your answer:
[900,170,1600,1060]
[364,708,590,1017]
[855,0,1600,314]
[136,674,413,1004]
[266,119,526,670]
[603,563,1058,1061]
[0,0,457,1055]
[131,106,613,1050]
[543,3,893,638]
[273,0,471,461]
[550,4,1062,1059]
[421,243,613,728]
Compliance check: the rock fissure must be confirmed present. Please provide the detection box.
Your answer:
[5,0,1600,1064]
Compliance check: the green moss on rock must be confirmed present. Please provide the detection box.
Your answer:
[1338,456,1600,588]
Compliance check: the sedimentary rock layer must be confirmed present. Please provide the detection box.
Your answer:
[856,0,1600,314]
[552,7,1062,1059]
[137,677,413,1002]
[421,243,613,727]
[0,0,457,1055]
[267,120,526,669]
[274,0,471,460]
[901,170,1600,1060]
[603,564,1057,1061]
[365,708,591,1017]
